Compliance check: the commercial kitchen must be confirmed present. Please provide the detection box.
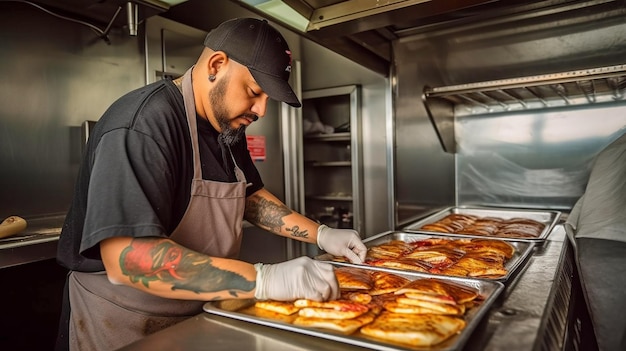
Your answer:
[1,0,624,350]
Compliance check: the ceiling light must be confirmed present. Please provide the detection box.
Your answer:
[239,0,309,32]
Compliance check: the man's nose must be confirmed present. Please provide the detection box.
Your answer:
[251,95,269,118]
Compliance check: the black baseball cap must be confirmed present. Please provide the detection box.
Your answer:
[204,18,301,108]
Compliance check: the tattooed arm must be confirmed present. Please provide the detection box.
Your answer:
[244,188,320,244]
[245,188,367,264]
[100,235,340,302]
[100,236,257,301]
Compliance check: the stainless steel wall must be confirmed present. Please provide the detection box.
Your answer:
[145,16,206,84]
[393,1,626,223]
[0,1,391,238]
[0,4,145,219]
[393,41,457,226]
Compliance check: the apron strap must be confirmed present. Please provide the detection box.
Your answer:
[181,68,203,180]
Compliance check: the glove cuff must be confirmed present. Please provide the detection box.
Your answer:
[253,263,266,300]
[317,224,329,250]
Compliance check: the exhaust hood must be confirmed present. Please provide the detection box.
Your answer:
[163,0,625,78]
[233,0,515,76]
[229,0,624,78]
[242,0,481,31]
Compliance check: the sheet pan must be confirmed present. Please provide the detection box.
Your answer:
[402,206,561,243]
[323,231,535,283]
[203,265,504,351]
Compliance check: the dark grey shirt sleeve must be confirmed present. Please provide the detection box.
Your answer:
[80,128,172,255]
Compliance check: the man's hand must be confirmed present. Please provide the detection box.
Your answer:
[254,256,339,301]
[317,225,367,264]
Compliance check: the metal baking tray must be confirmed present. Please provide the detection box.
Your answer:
[402,206,561,243]
[203,265,504,351]
[325,231,535,283]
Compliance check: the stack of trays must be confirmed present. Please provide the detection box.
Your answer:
[203,206,559,350]
[326,206,561,284]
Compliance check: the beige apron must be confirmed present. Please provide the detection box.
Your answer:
[68,68,247,351]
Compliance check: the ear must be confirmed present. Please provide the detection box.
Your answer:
[207,51,228,77]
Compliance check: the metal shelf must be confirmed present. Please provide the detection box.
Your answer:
[303,132,351,141]
[423,64,626,153]
[306,195,353,201]
[305,161,351,167]
[0,214,64,269]
[301,85,363,234]
[426,64,626,111]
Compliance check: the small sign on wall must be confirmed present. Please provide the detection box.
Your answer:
[246,135,266,162]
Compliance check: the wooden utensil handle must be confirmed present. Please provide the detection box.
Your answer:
[0,216,27,239]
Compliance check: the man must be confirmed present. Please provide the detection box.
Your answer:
[55,17,367,351]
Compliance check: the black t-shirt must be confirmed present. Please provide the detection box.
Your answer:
[57,79,264,272]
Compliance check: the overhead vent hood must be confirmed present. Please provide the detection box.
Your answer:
[230,0,562,76]
[159,0,626,79]
[224,0,624,78]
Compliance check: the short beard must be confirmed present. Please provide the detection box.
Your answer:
[209,74,246,146]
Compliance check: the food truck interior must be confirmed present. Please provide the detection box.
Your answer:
[0,0,624,350]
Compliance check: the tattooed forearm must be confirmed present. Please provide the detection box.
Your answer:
[119,238,254,296]
[245,195,292,232]
[286,225,309,239]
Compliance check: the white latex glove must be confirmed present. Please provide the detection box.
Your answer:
[317,224,367,264]
[254,256,339,301]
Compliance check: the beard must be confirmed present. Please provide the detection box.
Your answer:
[209,74,246,147]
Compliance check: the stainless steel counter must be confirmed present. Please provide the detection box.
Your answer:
[119,225,570,351]
[0,214,64,269]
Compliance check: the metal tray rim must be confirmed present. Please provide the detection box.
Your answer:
[401,206,562,242]
[203,265,505,351]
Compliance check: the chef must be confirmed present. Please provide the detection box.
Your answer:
[566,131,626,351]
[55,17,366,351]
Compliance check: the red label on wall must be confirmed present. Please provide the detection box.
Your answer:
[246,135,266,162]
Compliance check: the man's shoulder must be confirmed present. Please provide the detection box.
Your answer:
[98,80,185,134]
[114,80,181,114]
